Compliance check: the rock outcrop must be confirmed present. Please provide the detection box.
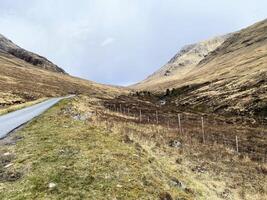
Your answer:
[133,34,231,90]
[0,34,66,74]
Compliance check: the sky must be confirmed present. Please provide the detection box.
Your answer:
[0,0,266,86]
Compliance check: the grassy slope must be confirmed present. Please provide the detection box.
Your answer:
[0,52,126,108]
[134,19,267,91]
[0,98,195,200]
[132,19,267,117]
[1,96,266,200]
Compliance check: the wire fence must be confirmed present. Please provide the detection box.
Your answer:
[104,103,267,163]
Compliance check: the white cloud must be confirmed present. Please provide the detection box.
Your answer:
[101,37,115,47]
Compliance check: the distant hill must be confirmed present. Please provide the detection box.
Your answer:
[0,34,66,74]
[0,35,125,107]
[133,19,267,118]
[133,34,231,90]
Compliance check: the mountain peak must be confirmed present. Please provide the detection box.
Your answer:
[134,33,231,88]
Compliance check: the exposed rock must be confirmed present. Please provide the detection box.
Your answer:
[0,33,66,74]
[132,19,267,119]
[169,140,182,148]
[4,163,13,168]
[48,182,57,189]
[133,33,231,89]
[116,184,123,188]
[3,152,11,156]
[73,114,89,121]
[169,177,186,189]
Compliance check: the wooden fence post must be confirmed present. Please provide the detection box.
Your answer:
[201,116,205,144]
[178,114,182,134]
[139,109,142,123]
[235,136,239,153]
[120,104,122,113]
[156,111,159,124]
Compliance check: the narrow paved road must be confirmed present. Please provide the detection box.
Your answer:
[0,96,73,139]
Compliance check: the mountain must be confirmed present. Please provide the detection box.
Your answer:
[133,19,267,118]
[0,35,125,107]
[0,34,66,74]
[133,34,231,90]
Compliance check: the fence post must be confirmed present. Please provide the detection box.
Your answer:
[120,104,122,113]
[139,109,142,123]
[178,114,182,134]
[156,110,159,124]
[127,108,130,116]
[201,116,205,144]
[235,136,239,153]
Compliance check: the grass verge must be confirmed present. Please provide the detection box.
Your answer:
[0,98,197,200]
[0,98,48,116]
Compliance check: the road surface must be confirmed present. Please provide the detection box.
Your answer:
[0,96,73,139]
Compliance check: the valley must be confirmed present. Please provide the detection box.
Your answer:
[0,17,266,200]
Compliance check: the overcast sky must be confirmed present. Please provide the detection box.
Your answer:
[0,0,266,86]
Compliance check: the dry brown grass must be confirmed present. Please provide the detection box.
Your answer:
[0,95,266,199]
[0,97,48,116]
[99,98,267,199]
[132,19,267,118]
[0,52,128,108]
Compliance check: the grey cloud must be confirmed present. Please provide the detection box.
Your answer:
[0,0,266,85]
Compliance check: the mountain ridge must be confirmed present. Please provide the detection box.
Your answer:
[132,19,267,118]
[133,33,232,89]
[0,33,66,74]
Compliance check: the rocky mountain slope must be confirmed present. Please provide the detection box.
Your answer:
[133,19,267,118]
[0,35,125,107]
[0,34,66,74]
[133,34,231,90]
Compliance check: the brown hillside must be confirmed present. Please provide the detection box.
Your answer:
[0,51,126,107]
[0,34,66,74]
[133,19,267,117]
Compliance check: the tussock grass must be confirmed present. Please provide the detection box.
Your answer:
[0,98,194,200]
[0,96,266,200]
